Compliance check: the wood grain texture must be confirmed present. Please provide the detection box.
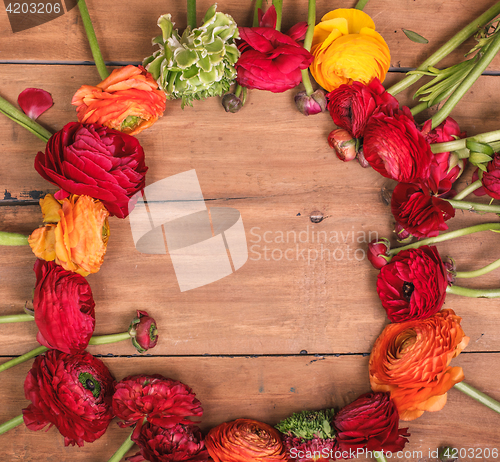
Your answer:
[1,0,500,460]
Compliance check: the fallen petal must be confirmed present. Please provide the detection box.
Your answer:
[18,88,53,119]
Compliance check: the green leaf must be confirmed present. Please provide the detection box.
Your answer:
[467,139,494,155]
[469,152,494,165]
[402,29,429,44]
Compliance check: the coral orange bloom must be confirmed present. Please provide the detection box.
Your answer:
[310,9,390,92]
[29,194,110,276]
[369,309,469,421]
[72,65,166,136]
[205,418,287,462]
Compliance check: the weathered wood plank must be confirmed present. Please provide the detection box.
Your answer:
[1,0,500,71]
[0,354,498,461]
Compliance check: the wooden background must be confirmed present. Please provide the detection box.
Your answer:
[1,0,500,460]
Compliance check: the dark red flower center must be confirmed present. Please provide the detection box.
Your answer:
[402,282,415,301]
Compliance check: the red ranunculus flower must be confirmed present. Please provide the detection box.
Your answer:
[363,108,433,183]
[376,245,448,322]
[333,392,410,454]
[283,435,336,461]
[236,6,313,93]
[112,374,203,439]
[391,182,455,239]
[33,259,95,354]
[421,117,466,195]
[34,122,147,219]
[23,350,115,447]
[127,423,209,462]
[473,152,500,200]
[326,78,398,139]
[129,310,158,353]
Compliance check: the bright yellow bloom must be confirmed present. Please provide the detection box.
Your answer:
[29,194,110,276]
[310,9,390,92]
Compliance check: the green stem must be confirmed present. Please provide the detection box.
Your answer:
[355,0,370,10]
[234,84,243,98]
[0,332,131,374]
[431,31,500,128]
[386,2,500,96]
[77,0,109,80]
[107,429,136,462]
[88,331,131,345]
[431,129,500,153]
[300,0,316,96]
[0,415,24,436]
[373,453,388,462]
[453,180,482,201]
[253,0,263,27]
[410,101,429,116]
[241,87,248,105]
[0,346,48,374]
[454,382,500,414]
[187,0,197,29]
[0,232,29,246]
[446,199,500,214]
[273,0,283,32]
[456,257,500,279]
[0,95,51,143]
[0,314,34,324]
[446,285,500,298]
[301,70,315,96]
[389,223,500,255]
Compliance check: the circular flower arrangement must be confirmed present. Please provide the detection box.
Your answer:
[1,0,500,461]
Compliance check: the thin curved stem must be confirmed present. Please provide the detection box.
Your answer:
[273,0,283,32]
[0,346,48,374]
[0,232,29,246]
[0,95,51,142]
[373,453,389,462]
[88,332,131,345]
[300,0,316,96]
[0,414,24,436]
[386,2,500,96]
[446,199,500,214]
[355,0,370,10]
[78,0,109,80]
[454,381,500,414]
[453,180,482,201]
[389,223,500,255]
[431,31,500,128]
[253,0,263,26]
[431,130,500,153]
[456,257,500,279]
[107,429,135,462]
[446,285,500,298]
[0,314,34,324]
[187,0,197,29]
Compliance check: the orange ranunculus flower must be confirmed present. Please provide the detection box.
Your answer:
[369,309,469,421]
[29,194,110,276]
[205,418,287,462]
[71,65,166,136]
[310,9,390,92]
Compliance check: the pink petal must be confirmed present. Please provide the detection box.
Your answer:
[259,5,277,28]
[18,88,53,119]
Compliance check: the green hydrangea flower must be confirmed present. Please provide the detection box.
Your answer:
[275,408,336,440]
[143,4,240,107]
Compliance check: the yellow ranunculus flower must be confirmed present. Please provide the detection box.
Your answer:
[29,194,110,276]
[310,9,390,92]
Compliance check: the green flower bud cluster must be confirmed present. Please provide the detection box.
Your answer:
[143,4,240,108]
[275,408,336,440]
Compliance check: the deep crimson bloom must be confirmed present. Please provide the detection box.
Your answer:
[421,117,466,195]
[23,350,115,447]
[112,374,203,439]
[33,259,95,354]
[376,245,448,322]
[363,108,433,183]
[129,310,158,353]
[391,182,455,239]
[333,392,410,454]
[326,78,398,139]
[127,423,209,462]
[473,153,500,200]
[34,122,147,218]
[283,435,336,461]
[236,6,313,93]
[367,238,391,269]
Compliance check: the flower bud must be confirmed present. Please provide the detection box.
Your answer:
[222,93,243,113]
[328,129,357,162]
[294,89,327,116]
[357,147,370,168]
[129,310,158,353]
[443,257,456,285]
[367,238,392,269]
[394,223,413,244]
